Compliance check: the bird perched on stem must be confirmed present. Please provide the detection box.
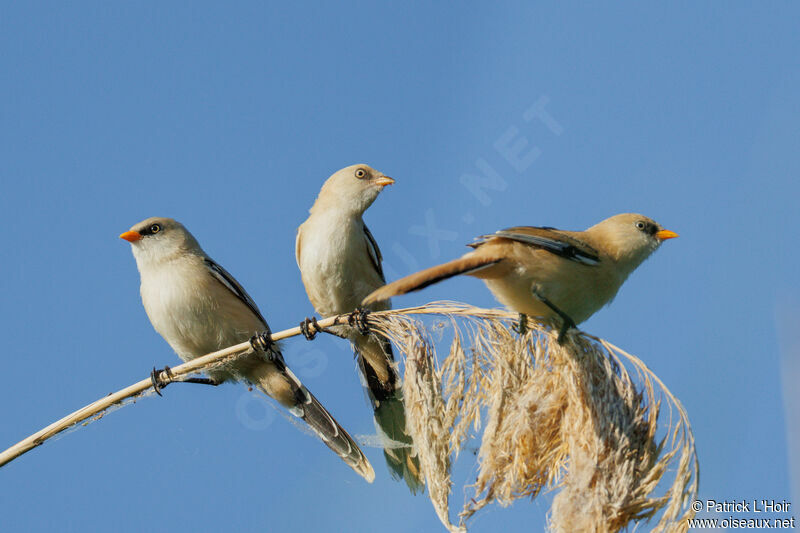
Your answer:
[121,216,374,482]
[364,213,678,342]
[296,164,423,492]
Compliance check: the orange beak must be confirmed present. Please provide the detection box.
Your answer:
[655,229,679,241]
[374,175,395,187]
[119,231,142,242]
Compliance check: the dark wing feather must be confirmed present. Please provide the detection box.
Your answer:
[203,258,269,326]
[473,226,600,266]
[363,224,386,282]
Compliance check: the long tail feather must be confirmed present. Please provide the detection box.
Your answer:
[298,388,375,483]
[248,356,375,482]
[363,254,503,306]
[354,335,423,493]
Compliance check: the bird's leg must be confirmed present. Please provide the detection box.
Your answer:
[181,377,221,386]
[300,316,320,340]
[531,286,577,344]
[150,365,220,396]
[512,313,529,335]
[347,307,371,336]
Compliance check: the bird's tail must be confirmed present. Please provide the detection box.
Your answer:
[298,388,375,483]
[363,253,504,305]
[247,356,375,483]
[354,334,423,493]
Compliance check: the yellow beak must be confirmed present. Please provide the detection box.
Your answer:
[655,229,679,241]
[374,176,395,187]
[119,231,142,242]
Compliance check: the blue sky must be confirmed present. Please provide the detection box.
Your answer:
[1,2,797,531]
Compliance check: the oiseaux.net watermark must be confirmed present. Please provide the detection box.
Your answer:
[687,499,795,529]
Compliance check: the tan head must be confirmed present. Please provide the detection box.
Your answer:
[120,217,203,266]
[311,164,394,216]
[587,213,678,274]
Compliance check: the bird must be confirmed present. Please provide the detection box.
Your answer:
[363,213,678,341]
[120,216,374,482]
[296,164,422,492]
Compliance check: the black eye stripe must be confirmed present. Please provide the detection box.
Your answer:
[636,221,658,236]
[139,223,162,236]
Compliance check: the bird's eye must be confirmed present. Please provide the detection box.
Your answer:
[150,224,162,234]
[355,168,367,179]
[635,221,646,230]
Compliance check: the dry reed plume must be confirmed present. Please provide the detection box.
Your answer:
[369,302,698,533]
[0,302,697,532]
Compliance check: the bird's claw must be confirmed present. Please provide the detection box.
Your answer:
[250,329,276,360]
[300,316,321,340]
[150,365,174,396]
[348,308,371,336]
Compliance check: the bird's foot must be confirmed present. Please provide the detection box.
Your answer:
[348,308,371,336]
[251,329,276,359]
[300,316,321,340]
[512,313,529,335]
[150,365,174,396]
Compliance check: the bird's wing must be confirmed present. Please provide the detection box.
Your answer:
[363,223,386,282]
[294,229,303,270]
[203,257,269,326]
[475,226,600,266]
